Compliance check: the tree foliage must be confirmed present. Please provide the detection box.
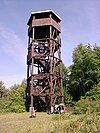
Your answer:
[85,83,100,100]
[68,44,100,101]
[62,64,72,104]
[0,81,4,98]
[74,83,100,114]
[0,80,26,113]
[0,81,7,98]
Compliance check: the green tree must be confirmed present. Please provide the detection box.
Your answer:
[69,44,100,101]
[0,81,6,98]
[85,83,100,100]
[74,83,100,114]
[1,80,26,113]
[62,64,72,104]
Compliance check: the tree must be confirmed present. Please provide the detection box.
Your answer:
[85,83,100,100]
[62,64,72,104]
[68,44,100,101]
[74,83,100,114]
[0,81,6,98]
[1,80,27,113]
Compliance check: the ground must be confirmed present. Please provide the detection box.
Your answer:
[0,112,100,133]
[0,112,81,133]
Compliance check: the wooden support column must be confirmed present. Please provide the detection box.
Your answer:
[28,37,30,47]
[27,37,30,84]
[49,13,54,112]
[58,35,64,103]
[50,36,53,111]
[30,16,35,108]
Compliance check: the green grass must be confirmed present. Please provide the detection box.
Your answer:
[0,112,100,133]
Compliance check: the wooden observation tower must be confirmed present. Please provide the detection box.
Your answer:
[26,10,64,113]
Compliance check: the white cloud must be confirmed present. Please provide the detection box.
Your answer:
[0,74,26,89]
[0,24,27,88]
[0,24,27,64]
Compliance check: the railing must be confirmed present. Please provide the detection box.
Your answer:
[28,18,61,35]
[32,18,61,32]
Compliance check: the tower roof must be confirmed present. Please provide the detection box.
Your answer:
[27,10,62,25]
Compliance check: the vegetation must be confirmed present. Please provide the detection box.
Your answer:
[62,64,72,105]
[0,112,100,133]
[66,44,100,116]
[0,81,8,98]
[74,83,100,114]
[0,80,26,113]
[68,44,100,101]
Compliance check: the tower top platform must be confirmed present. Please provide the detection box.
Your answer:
[27,10,62,26]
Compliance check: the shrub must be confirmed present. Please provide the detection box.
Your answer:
[74,83,100,114]
[52,112,100,133]
[0,81,26,113]
[74,99,100,114]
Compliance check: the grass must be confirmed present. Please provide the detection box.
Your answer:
[0,112,100,133]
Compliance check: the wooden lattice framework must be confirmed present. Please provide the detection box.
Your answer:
[26,10,64,112]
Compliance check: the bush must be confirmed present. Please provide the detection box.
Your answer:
[0,81,26,113]
[74,99,100,114]
[52,112,100,133]
[74,83,100,114]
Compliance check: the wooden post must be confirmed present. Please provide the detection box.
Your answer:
[30,16,35,108]
[59,36,64,103]
[49,13,54,112]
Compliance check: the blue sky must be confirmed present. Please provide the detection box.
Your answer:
[0,0,100,88]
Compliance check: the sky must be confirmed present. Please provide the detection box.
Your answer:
[0,0,100,88]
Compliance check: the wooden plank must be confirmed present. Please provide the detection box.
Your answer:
[31,18,61,32]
